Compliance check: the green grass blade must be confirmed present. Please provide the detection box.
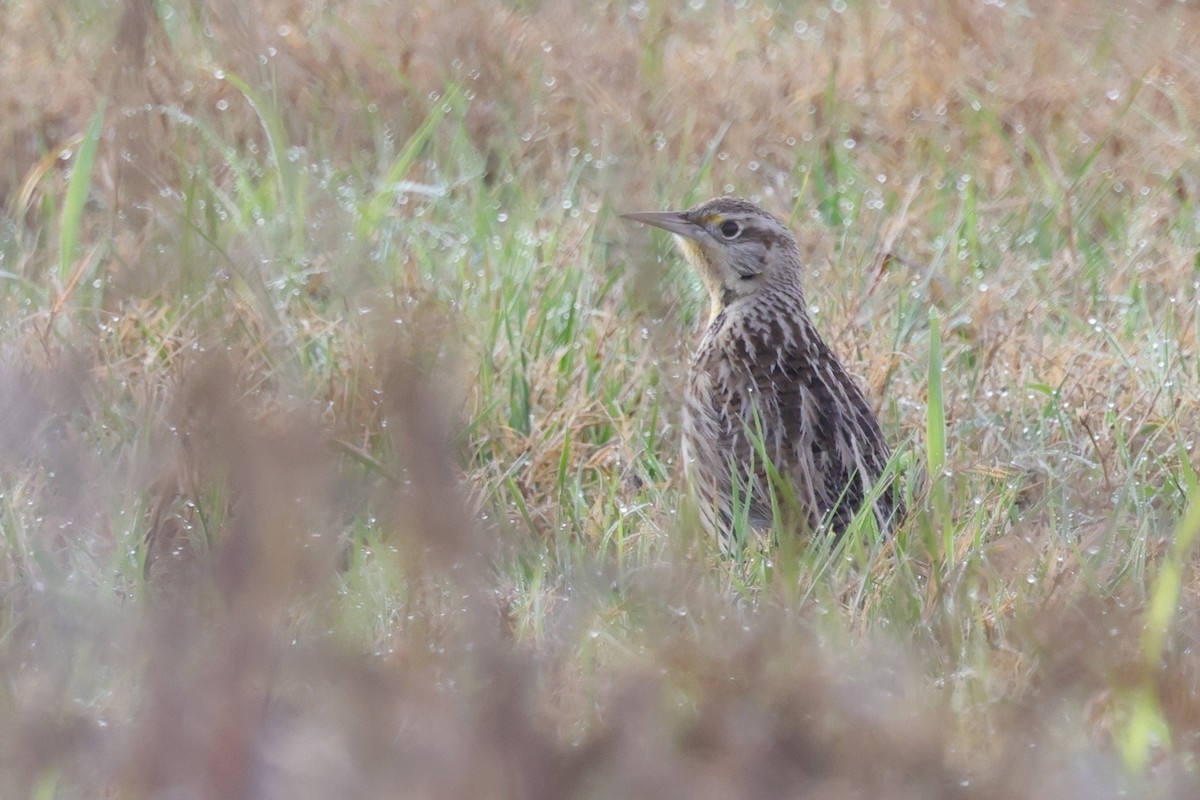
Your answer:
[1120,495,1200,769]
[357,86,461,237]
[222,71,304,253]
[925,308,953,561]
[926,309,946,478]
[59,104,105,281]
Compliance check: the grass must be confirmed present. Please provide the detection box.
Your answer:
[1,0,1200,796]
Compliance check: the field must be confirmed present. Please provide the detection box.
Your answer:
[2,0,1200,796]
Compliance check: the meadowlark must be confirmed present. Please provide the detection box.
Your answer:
[623,196,902,547]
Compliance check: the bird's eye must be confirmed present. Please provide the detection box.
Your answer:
[719,220,743,239]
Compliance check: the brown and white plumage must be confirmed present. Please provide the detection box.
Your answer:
[623,197,902,546]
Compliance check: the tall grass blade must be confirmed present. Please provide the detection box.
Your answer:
[926,309,946,478]
[1120,495,1200,769]
[222,72,304,253]
[59,104,105,282]
[357,86,461,237]
[925,308,952,560]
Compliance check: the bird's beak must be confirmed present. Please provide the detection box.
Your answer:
[620,210,703,241]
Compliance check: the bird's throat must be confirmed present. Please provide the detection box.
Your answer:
[674,237,736,321]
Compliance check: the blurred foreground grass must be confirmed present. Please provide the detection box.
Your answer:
[2,0,1200,797]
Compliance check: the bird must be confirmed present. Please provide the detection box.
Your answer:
[622,196,902,549]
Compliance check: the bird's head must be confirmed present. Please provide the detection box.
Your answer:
[622,196,803,317]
